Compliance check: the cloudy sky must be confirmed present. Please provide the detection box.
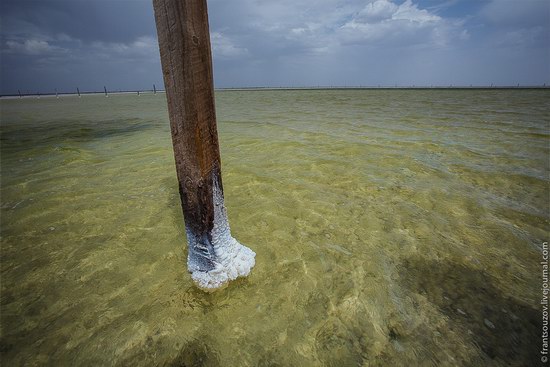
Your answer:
[1,0,549,94]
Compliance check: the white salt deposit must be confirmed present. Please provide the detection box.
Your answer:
[186,174,255,290]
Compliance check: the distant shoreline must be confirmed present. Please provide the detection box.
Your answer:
[217,85,550,91]
[1,85,548,99]
[0,91,164,100]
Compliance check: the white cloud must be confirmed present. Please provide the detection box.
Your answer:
[211,32,248,58]
[338,0,461,47]
[90,36,157,58]
[355,0,441,24]
[5,39,65,55]
[356,0,398,23]
[392,0,441,23]
[87,36,159,63]
[131,36,157,51]
[208,0,467,57]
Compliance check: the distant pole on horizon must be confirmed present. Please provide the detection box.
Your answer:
[77,87,81,97]
[138,90,140,96]
[55,88,59,99]
[153,84,157,94]
[18,89,21,98]
[153,0,255,290]
[104,86,108,97]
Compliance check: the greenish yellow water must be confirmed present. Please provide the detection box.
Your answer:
[1,89,549,366]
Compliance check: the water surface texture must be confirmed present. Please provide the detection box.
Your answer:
[1,90,549,366]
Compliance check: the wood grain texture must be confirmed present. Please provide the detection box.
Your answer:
[153,0,222,264]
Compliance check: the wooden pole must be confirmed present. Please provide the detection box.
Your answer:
[153,0,255,290]
[77,87,81,97]
[153,84,157,94]
[104,86,108,97]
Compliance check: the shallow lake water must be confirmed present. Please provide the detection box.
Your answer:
[1,89,549,366]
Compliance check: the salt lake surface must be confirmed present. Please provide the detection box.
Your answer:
[1,89,549,366]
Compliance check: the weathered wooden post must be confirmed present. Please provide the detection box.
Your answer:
[153,0,255,290]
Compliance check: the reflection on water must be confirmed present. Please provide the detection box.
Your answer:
[1,90,548,366]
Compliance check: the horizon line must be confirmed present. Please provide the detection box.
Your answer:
[2,84,549,98]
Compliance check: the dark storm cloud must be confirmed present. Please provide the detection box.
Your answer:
[1,0,161,94]
[0,0,156,43]
[0,0,549,94]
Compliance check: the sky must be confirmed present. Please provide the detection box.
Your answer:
[0,0,549,94]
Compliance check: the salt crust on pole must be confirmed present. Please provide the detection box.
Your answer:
[186,173,255,290]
